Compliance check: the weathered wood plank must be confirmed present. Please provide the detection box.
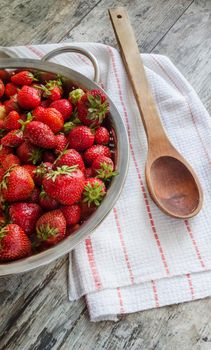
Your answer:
[0,0,100,45]
[0,0,211,350]
[64,0,194,53]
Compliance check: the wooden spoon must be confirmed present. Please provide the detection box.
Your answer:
[109,7,203,218]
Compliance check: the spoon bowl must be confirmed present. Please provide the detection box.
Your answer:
[146,155,201,218]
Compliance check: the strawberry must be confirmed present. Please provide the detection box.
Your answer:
[4,111,22,130]
[36,209,66,246]
[0,70,10,83]
[0,105,7,120]
[68,88,85,105]
[17,141,42,165]
[84,167,93,178]
[0,145,11,162]
[80,201,96,220]
[68,126,94,151]
[43,165,85,205]
[1,129,24,147]
[5,83,19,97]
[9,203,42,235]
[33,107,64,133]
[25,121,56,149]
[5,82,19,98]
[66,224,80,236]
[61,204,81,225]
[50,99,73,121]
[34,162,53,186]
[0,167,4,182]
[11,70,36,86]
[84,145,111,165]
[83,178,106,207]
[32,106,45,119]
[0,79,5,98]
[77,89,109,126]
[92,155,117,180]
[42,150,56,163]
[22,164,36,180]
[55,149,85,173]
[4,95,20,113]
[27,186,40,203]
[40,79,63,101]
[17,86,41,109]
[0,224,31,261]
[95,126,110,145]
[54,133,68,155]
[1,154,20,170]
[39,190,58,211]
[1,166,34,202]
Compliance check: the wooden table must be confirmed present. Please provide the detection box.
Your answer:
[0,1,211,349]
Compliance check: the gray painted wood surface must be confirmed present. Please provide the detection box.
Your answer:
[0,0,211,349]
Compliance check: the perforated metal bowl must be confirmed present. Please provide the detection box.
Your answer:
[0,46,129,275]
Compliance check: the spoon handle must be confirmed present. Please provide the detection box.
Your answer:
[109,8,167,144]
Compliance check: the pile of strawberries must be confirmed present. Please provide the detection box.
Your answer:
[0,69,117,262]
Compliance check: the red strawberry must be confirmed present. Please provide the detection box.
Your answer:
[55,149,85,173]
[0,79,5,98]
[0,167,4,182]
[43,165,85,205]
[36,209,66,246]
[83,178,106,207]
[0,105,7,120]
[54,133,68,155]
[17,86,41,109]
[66,224,80,236]
[4,111,22,130]
[42,80,63,101]
[61,204,81,225]
[69,88,85,105]
[4,95,20,113]
[80,201,97,220]
[77,89,109,127]
[0,224,31,261]
[27,186,40,203]
[92,155,117,179]
[84,167,93,178]
[33,107,64,133]
[25,121,56,149]
[34,162,53,186]
[42,150,56,163]
[1,129,24,147]
[1,166,34,202]
[9,203,42,235]
[32,106,45,119]
[17,141,42,165]
[11,70,35,86]
[1,154,20,170]
[5,83,19,98]
[39,190,58,211]
[0,70,10,83]
[95,126,110,145]
[0,145,11,162]
[50,99,73,121]
[22,164,36,180]
[68,126,94,151]
[84,145,111,165]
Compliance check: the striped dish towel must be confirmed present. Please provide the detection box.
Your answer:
[2,43,211,322]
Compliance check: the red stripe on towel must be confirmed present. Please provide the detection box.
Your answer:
[117,287,125,314]
[113,207,135,284]
[184,220,206,269]
[85,238,102,290]
[107,45,170,276]
[186,273,195,299]
[151,280,160,307]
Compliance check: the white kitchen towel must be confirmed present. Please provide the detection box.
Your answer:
[2,43,211,322]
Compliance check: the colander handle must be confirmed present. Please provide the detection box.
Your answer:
[41,46,100,84]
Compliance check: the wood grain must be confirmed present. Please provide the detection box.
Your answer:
[0,0,211,349]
